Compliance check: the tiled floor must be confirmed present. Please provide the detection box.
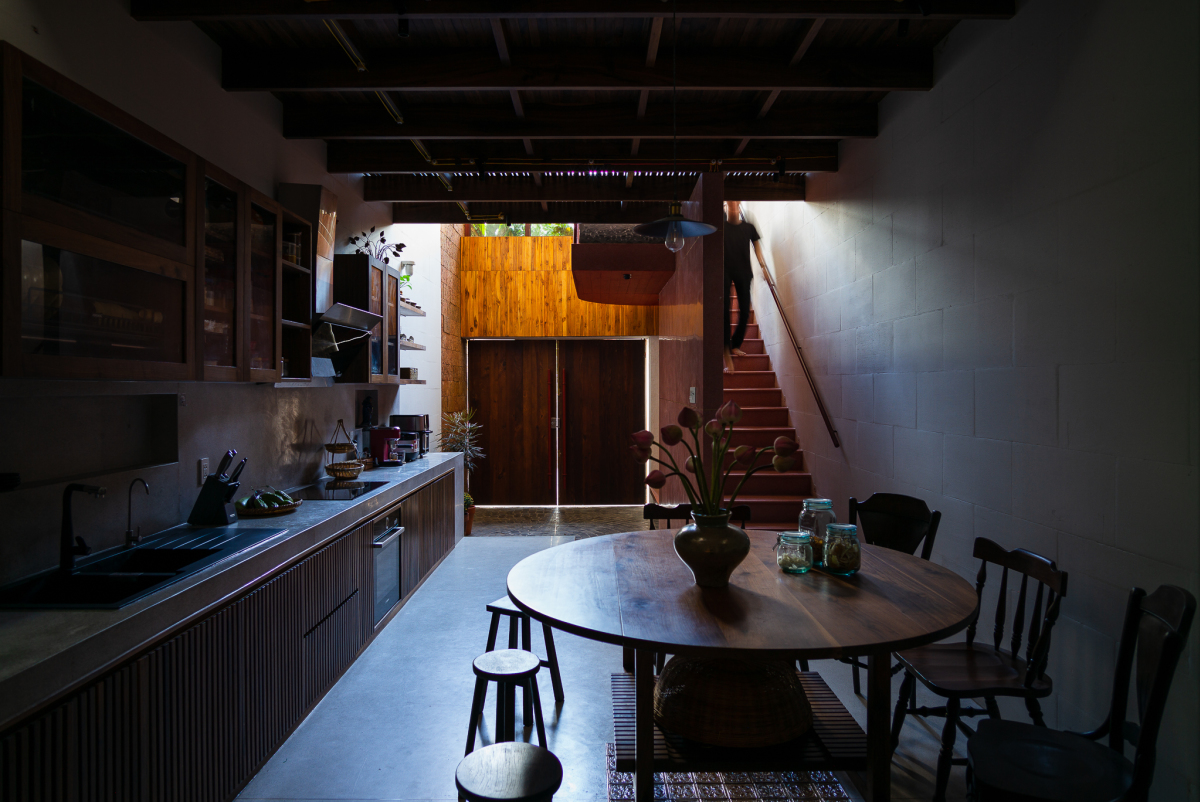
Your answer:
[237,536,970,802]
[470,506,650,539]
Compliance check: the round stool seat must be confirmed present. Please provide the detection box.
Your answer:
[473,649,541,680]
[456,742,563,802]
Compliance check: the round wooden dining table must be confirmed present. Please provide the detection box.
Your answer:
[507,529,979,802]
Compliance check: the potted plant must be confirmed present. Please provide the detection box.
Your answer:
[463,492,476,536]
[631,401,798,587]
[439,408,485,535]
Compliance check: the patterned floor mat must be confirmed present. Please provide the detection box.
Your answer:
[605,744,852,801]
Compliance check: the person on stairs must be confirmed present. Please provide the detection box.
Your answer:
[723,201,768,373]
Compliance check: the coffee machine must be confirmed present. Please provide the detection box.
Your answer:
[369,425,402,466]
[390,414,431,457]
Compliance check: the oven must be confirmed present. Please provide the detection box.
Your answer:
[370,503,404,626]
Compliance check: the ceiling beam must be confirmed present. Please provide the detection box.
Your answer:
[393,201,690,225]
[366,174,805,202]
[739,18,827,155]
[134,1,1015,22]
[222,47,932,93]
[283,101,876,139]
[326,140,839,173]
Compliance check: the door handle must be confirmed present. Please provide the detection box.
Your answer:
[372,525,404,548]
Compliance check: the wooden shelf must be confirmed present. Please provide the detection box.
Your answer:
[394,378,427,385]
[282,259,311,274]
[281,319,311,330]
[396,298,426,317]
[393,340,426,351]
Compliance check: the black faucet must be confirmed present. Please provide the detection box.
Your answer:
[61,484,106,574]
[126,478,150,547]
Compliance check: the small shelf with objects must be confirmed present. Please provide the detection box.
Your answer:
[387,260,426,384]
[279,208,314,381]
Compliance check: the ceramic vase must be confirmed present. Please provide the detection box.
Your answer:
[673,510,750,588]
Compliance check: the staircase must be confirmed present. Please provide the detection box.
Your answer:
[723,302,814,532]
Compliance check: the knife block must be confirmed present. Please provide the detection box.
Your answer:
[188,475,239,526]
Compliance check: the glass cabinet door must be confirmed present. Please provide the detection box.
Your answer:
[20,240,186,365]
[369,264,383,379]
[21,78,187,247]
[386,273,399,378]
[202,178,238,369]
[248,202,277,372]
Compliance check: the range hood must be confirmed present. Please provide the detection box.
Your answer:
[318,302,383,331]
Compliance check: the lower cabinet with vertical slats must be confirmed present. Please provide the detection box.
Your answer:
[0,470,457,802]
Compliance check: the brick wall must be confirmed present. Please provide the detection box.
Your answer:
[440,224,466,414]
[745,2,1199,799]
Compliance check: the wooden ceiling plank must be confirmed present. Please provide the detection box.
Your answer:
[490,18,512,65]
[790,17,826,65]
[133,1,1017,22]
[221,46,934,92]
[282,100,877,139]
[645,17,664,67]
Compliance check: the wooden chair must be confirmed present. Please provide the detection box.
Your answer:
[890,537,1068,802]
[644,503,751,530]
[456,742,563,802]
[839,493,942,692]
[967,585,1195,802]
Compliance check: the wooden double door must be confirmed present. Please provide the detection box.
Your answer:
[468,339,646,505]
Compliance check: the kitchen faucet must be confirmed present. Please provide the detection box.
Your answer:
[61,484,105,574]
[126,478,150,547]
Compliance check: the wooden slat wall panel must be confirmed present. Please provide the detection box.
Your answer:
[460,236,658,337]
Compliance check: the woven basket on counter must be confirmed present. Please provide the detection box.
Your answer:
[325,460,364,480]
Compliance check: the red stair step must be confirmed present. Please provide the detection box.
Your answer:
[732,354,771,371]
[724,470,813,496]
[729,426,797,448]
[736,407,790,427]
[723,371,776,389]
[724,387,783,406]
[727,495,807,522]
[736,339,766,355]
[729,323,761,340]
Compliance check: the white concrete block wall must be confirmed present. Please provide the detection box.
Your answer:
[744,1,1200,798]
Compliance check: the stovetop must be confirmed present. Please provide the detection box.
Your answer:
[289,481,390,501]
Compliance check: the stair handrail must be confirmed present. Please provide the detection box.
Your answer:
[756,262,841,449]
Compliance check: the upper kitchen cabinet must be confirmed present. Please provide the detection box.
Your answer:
[245,190,283,382]
[1,44,197,380]
[280,208,313,382]
[2,43,196,266]
[330,253,387,384]
[195,161,244,382]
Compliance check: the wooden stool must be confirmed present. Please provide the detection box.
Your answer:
[456,742,563,802]
[466,650,547,755]
[485,595,566,724]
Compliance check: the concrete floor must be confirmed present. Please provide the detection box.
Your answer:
[237,536,970,802]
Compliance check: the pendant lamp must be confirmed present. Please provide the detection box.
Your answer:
[633,0,717,252]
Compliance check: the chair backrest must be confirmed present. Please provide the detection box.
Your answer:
[643,503,751,530]
[965,538,1068,687]
[1107,585,1195,799]
[848,493,941,560]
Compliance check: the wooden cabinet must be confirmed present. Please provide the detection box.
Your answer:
[0,469,457,802]
[330,252,387,384]
[2,44,314,384]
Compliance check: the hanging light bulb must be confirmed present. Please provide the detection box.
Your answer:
[634,0,717,252]
[665,220,686,253]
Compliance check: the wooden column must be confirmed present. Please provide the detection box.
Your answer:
[634,649,656,802]
[866,653,892,802]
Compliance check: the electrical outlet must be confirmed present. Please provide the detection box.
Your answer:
[199,458,209,485]
[689,386,696,403]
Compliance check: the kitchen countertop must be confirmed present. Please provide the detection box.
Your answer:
[0,453,463,733]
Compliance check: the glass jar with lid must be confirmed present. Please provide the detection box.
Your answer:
[823,523,861,576]
[775,531,813,574]
[799,498,836,568]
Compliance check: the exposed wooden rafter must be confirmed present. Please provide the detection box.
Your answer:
[282,101,876,140]
[366,174,805,202]
[222,47,933,93]
[326,140,840,173]
[133,1,1016,22]
[392,201,683,225]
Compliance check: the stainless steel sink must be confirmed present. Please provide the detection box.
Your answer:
[0,527,287,610]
